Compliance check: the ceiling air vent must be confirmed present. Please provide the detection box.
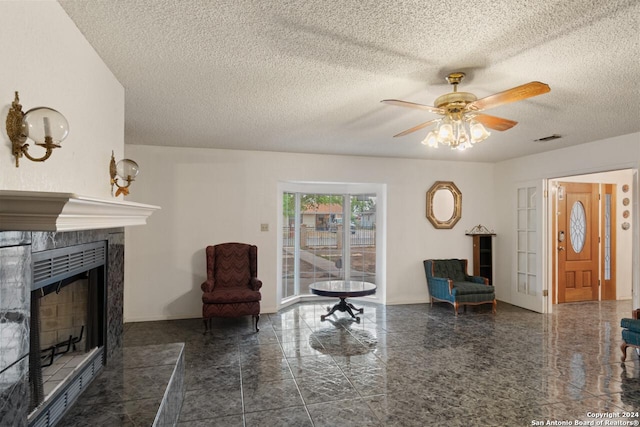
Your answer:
[534,134,562,142]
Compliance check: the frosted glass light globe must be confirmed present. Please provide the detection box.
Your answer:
[23,107,69,145]
[116,159,139,180]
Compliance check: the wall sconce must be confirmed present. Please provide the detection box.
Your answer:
[5,91,69,167]
[110,151,139,197]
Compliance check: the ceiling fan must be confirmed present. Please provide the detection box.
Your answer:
[381,72,550,150]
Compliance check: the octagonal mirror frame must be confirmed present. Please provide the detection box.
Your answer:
[426,181,462,229]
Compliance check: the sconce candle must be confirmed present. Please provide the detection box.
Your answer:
[43,116,52,138]
[5,92,69,166]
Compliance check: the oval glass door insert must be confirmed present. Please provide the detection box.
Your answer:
[570,201,586,253]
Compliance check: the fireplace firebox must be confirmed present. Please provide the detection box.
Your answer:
[28,241,107,425]
[0,228,126,427]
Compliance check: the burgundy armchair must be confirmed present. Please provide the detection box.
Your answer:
[201,243,262,332]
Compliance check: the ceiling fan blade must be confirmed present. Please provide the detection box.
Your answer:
[473,114,518,131]
[381,99,444,115]
[466,81,550,112]
[393,118,439,137]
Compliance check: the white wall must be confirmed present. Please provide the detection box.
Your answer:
[494,133,640,307]
[0,1,124,198]
[124,145,495,321]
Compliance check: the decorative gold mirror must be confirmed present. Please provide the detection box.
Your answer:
[426,181,462,229]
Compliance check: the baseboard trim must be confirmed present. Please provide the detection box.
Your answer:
[124,314,201,323]
[385,298,431,305]
[124,306,279,323]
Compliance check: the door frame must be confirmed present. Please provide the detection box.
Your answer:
[548,170,633,309]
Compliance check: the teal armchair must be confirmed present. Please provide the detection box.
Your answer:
[423,259,496,316]
[620,318,640,362]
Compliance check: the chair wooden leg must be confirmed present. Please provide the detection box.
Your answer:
[492,300,497,314]
[621,342,628,362]
[453,302,459,316]
[254,314,260,332]
[203,318,209,335]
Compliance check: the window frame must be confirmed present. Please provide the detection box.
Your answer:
[277,181,386,309]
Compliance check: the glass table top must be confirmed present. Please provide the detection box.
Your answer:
[309,280,376,297]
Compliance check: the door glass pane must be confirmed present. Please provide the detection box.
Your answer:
[528,209,536,230]
[518,210,526,229]
[518,273,527,293]
[349,194,377,283]
[527,231,536,252]
[282,192,296,299]
[282,256,295,299]
[300,194,342,291]
[516,186,538,298]
[570,201,586,253]
[527,274,537,296]
[518,252,526,271]
[518,188,527,208]
[528,253,536,273]
[604,194,611,280]
[527,188,537,208]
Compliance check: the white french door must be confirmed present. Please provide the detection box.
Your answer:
[512,179,548,313]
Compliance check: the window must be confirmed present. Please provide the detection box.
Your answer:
[280,184,381,304]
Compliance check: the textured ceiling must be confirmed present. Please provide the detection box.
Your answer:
[58,0,640,162]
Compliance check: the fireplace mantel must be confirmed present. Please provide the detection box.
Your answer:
[0,190,160,231]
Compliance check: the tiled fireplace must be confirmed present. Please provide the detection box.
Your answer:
[0,228,124,426]
[0,191,160,427]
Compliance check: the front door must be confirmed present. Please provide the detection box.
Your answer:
[557,182,599,303]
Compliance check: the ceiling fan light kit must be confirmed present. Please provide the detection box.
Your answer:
[382,72,550,150]
[421,116,491,150]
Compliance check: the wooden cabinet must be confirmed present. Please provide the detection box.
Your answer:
[470,234,494,285]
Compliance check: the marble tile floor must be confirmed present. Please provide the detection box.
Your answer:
[122,300,640,427]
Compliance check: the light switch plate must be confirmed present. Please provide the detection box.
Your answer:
[260,223,269,232]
